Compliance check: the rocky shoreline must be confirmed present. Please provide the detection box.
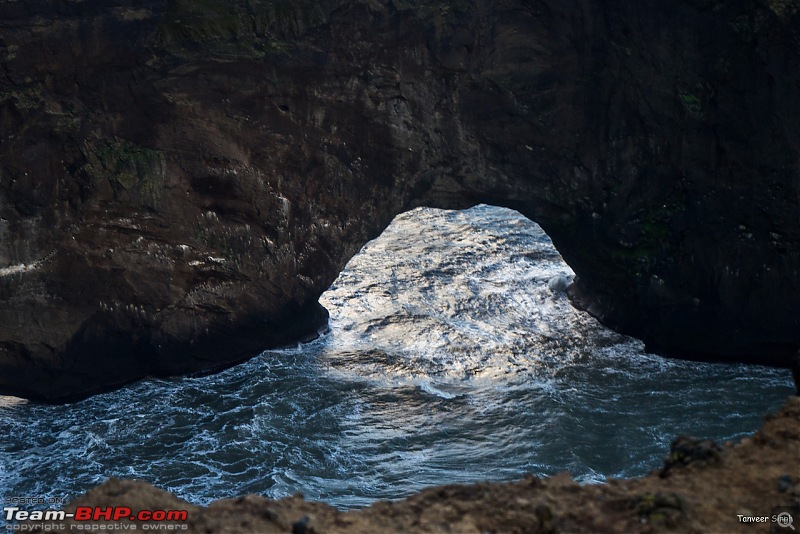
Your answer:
[21,396,800,533]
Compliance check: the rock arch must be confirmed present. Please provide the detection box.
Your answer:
[1,0,798,401]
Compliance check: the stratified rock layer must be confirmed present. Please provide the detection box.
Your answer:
[24,396,800,533]
[1,0,799,400]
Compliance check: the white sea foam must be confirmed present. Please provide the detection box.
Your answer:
[418,380,457,399]
[319,205,606,386]
[0,205,793,512]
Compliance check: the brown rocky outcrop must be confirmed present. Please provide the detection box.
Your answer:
[1,0,799,401]
[22,396,800,533]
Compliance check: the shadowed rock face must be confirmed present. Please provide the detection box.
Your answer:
[1,0,798,401]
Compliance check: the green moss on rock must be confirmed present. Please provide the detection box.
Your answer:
[768,0,799,19]
[94,139,167,210]
[156,0,330,56]
[0,86,44,111]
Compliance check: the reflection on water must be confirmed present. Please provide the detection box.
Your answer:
[0,205,793,511]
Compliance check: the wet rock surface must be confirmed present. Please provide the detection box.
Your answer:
[23,396,800,533]
[1,0,800,400]
[659,436,722,478]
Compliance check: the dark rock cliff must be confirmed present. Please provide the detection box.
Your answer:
[1,0,798,401]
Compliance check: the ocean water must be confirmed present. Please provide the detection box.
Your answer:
[0,205,793,512]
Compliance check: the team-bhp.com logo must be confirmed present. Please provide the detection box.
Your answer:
[4,506,188,531]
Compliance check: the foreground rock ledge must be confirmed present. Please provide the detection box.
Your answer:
[24,396,800,533]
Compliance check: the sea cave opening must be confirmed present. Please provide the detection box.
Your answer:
[297,203,795,505]
[0,205,793,511]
